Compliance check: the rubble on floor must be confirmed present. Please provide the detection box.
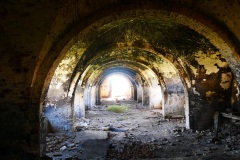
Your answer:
[45,100,240,159]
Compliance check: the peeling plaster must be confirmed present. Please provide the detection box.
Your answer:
[220,72,232,90]
[192,80,196,85]
[193,87,200,96]
[206,91,216,97]
[186,62,197,76]
[154,61,177,78]
[185,77,191,88]
[190,65,198,76]
[195,51,228,75]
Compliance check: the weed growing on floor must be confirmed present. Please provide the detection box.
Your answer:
[107,105,128,113]
[117,117,128,121]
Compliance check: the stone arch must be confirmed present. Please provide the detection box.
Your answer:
[33,3,240,156]
[34,6,239,112]
[71,57,189,126]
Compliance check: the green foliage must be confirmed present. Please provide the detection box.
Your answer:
[107,105,128,113]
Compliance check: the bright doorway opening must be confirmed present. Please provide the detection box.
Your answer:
[100,74,132,100]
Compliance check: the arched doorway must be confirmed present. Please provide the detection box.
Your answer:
[100,74,133,100]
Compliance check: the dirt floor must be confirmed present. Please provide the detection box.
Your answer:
[44,99,240,160]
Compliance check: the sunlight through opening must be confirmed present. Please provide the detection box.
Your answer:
[109,74,131,99]
[100,74,132,100]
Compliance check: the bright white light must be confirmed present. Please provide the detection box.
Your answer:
[109,74,131,99]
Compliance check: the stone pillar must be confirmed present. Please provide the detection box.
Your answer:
[149,84,162,109]
[74,85,85,118]
[142,86,149,106]
[90,86,96,108]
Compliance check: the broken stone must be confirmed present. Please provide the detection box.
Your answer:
[101,126,110,131]
[60,146,67,151]
[67,143,75,148]
[176,134,182,137]
[53,152,62,157]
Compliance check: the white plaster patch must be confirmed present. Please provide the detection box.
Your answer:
[185,78,191,88]
[220,72,232,90]
[192,80,195,85]
[206,91,216,97]
[193,87,200,96]
[195,51,228,75]
[184,60,198,76]
[189,65,198,76]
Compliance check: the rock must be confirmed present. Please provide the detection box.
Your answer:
[176,134,182,137]
[81,117,90,123]
[101,126,110,131]
[53,152,62,157]
[215,141,221,145]
[46,137,51,142]
[209,147,219,151]
[195,152,203,156]
[185,153,192,157]
[108,126,128,132]
[68,143,75,148]
[60,145,67,151]
[74,121,88,131]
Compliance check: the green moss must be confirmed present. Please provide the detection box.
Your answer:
[107,105,128,113]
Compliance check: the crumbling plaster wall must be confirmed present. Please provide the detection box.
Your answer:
[231,78,240,112]
[99,78,111,98]
[183,49,233,129]
[47,46,81,104]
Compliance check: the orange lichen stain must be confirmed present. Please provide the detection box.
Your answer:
[206,91,216,97]
[220,72,232,90]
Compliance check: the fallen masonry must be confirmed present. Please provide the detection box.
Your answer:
[44,100,240,159]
